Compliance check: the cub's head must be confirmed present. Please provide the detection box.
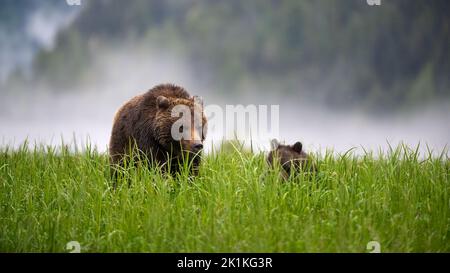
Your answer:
[154,95,207,156]
[267,139,315,177]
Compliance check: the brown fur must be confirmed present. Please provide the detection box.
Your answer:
[267,140,316,179]
[109,84,207,175]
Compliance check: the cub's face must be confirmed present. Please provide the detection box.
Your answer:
[268,139,312,176]
[154,95,207,156]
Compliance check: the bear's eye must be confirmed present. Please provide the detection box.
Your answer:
[179,125,184,134]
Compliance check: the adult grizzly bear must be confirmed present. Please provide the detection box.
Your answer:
[109,84,207,176]
[267,139,316,179]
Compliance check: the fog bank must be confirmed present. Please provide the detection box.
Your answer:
[1,45,449,157]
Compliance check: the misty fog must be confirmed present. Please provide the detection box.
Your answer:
[0,1,78,83]
[1,45,449,157]
[1,1,449,158]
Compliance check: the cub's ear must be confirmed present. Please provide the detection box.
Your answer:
[293,142,303,153]
[156,96,170,109]
[270,139,280,150]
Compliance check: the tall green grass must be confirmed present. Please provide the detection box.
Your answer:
[0,142,449,252]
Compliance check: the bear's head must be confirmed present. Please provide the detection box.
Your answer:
[153,95,207,157]
[268,139,315,177]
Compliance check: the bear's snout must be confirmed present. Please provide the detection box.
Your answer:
[181,140,203,154]
[191,142,203,153]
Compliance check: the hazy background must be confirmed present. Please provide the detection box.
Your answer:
[0,0,449,155]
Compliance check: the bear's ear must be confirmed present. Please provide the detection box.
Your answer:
[193,95,203,107]
[293,142,303,153]
[270,139,280,150]
[156,96,170,109]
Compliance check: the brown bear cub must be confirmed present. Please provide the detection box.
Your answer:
[109,84,207,176]
[267,139,316,179]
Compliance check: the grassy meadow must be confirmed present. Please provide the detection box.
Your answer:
[0,142,449,252]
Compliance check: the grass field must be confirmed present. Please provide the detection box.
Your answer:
[0,142,449,252]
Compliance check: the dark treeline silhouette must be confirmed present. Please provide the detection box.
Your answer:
[5,0,450,112]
